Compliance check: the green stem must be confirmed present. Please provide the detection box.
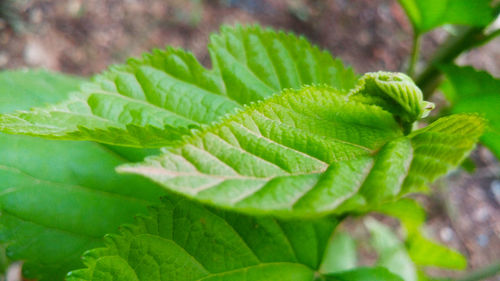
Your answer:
[416,25,486,99]
[408,33,421,78]
[456,261,500,281]
[417,4,500,99]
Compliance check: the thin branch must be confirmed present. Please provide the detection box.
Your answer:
[416,26,485,99]
[408,33,421,78]
[417,3,500,99]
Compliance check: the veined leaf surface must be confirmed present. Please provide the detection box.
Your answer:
[0,70,166,280]
[402,114,485,193]
[0,25,357,147]
[120,72,484,218]
[68,196,404,281]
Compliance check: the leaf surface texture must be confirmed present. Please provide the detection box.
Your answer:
[0,26,357,147]
[67,197,338,281]
[121,73,484,217]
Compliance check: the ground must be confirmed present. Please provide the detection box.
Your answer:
[0,0,499,280]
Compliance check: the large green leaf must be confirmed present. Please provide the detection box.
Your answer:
[67,196,338,281]
[0,70,165,280]
[397,0,494,33]
[0,25,357,147]
[120,72,483,218]
[440,65,500,159]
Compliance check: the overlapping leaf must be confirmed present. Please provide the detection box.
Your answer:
[397,0,494,33]
[67,196,402,281]
[440,65,500,159]
[120,72,483,218]
[0,70,165,280]
[0,25,357,147]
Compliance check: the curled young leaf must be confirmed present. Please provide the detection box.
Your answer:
[349,72,434,132]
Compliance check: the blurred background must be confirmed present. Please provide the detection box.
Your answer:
[0,0,499,279]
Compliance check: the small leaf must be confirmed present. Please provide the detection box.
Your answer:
[440,65,500,159]
[397,0,494,33]
[67,196,338,281]
[407,233,466,269]
[0,25,356,147]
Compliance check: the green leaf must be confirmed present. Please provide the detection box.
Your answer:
[440,65,500,159]
[120,72,483,218]
[119,77,405,218]
[0,69,85,113]
[319,232,357,274]
[0,70,166,280]
[0,25,356,147]
[67,196,338,281]
[366,218,417,281]
[325,267,404,281]
[402,113,485,193]
[397,0,494,33]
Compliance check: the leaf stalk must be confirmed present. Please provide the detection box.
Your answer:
[408,33,421,78]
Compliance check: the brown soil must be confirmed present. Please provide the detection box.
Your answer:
[1,0,499,280]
